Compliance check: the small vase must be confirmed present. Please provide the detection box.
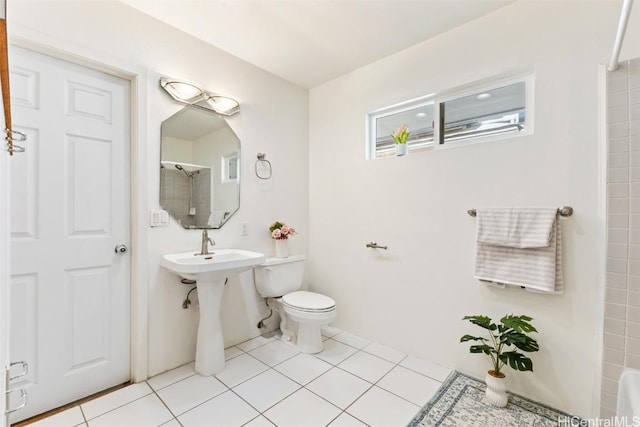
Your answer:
[396,143,408,156]
[274,239,289,258]
[485,371,508,407]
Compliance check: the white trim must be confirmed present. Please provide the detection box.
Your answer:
[592,63,609,418]
[8,25,149,383]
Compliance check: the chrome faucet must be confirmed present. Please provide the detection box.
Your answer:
[199,229,215,255]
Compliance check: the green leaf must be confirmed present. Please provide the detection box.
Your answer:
[469,345,494,355]
[462,315,497,331]
[500,315,537,333]
[498,351,533,372]
[501,331,539,352]
[460,335,488,343]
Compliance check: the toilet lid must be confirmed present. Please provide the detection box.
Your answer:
[282,291,335,311]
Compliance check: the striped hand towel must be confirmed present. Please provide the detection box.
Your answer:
[474,207,563,293]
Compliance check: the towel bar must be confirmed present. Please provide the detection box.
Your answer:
[467,206,573,217]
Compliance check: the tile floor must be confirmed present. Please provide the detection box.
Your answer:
[26,327,452,427]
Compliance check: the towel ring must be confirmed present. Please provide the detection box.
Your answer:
[255,153,272,180]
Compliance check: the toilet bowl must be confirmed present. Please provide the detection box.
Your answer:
[254,255,337,353]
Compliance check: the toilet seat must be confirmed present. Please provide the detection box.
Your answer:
[282,291,336,313]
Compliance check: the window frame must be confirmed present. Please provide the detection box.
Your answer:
[366,96,436,159]
[366,72,535,159]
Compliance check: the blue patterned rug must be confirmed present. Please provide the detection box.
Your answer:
[408,371,579,427]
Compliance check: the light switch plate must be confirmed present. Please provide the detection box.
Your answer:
[149,209,169,227]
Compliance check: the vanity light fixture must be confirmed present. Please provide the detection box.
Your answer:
[206,95,240,116]
[160,76,240,116]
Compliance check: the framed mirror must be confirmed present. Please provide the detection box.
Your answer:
[160,106,240,229]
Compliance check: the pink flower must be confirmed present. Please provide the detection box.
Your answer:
[269,221,296,239]
[391,124,410,144]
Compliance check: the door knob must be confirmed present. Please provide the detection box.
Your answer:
[114,244,128,254]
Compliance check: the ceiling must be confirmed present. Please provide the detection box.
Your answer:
[119,0,515,88]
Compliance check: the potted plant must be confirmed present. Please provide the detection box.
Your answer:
[460,314,539,407]
[269,221,297,258]
[391,124,410,156]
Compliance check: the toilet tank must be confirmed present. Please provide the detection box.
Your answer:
[254,254,306,297]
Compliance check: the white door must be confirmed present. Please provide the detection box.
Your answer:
[8,46,131,422]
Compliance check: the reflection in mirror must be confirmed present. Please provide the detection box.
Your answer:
[160,106,240,229]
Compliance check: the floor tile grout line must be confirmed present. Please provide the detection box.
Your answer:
[243,345,301,371]
[215,359,272,389]
[79,385,156,422]
[77,403,88,426]
[261,411,279,427]
[147,362,198,391]
[151,372,198,392]
[229,382,302,421]
[297,384,351,418]
[239,413,267,427]
[332,363,393,387]
[233,333,280,353]
[156,384,231,420]
[147,380,186,424]
[360,347,408,364]
[324,411,343,426]
[398,363,453,383]
[369,355,445,409]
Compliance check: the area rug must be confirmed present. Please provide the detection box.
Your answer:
[408,371,579,427]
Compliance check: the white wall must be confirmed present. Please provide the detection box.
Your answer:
[9,1,309,377]
[162,137,194,165]
[308,1,639,418]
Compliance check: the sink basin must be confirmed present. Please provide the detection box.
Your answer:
[161,248,265,376]
[161,249,265,278]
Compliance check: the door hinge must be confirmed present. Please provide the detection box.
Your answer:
[4,128,26,155]
[5,362,29,416]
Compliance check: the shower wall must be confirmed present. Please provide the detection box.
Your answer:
[603,57,640,418]
[160,168,212,228]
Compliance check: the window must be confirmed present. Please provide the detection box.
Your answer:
[221,154,239,182]
[367,74,532,159]
[439,81,526,144]
[369,101,435,159]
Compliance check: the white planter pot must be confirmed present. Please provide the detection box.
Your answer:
[396,143,408,156]
[485,371,508,407]
[274,239,289,258]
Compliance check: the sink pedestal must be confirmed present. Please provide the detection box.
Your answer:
[194,276,226,376]
[159,249,266,377]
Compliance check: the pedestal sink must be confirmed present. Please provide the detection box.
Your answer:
[161,249,265,376]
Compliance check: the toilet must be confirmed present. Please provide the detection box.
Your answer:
[254,255,337,353]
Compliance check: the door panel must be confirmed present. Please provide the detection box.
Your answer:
[9,46,131,422]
